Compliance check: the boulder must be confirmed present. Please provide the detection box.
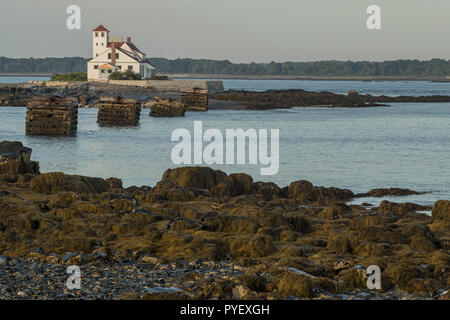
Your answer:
[327,232,358,254]
[336,268,367,290]
[378,200,428,217]
[319,205,346,220]
[287,180,354,204]
[356,226,407,245]
[384,264,439,295]
[230,173,254,195]
[161,167,235,197]
[432,200,450,221]
[106,177,123,189]
[276,274,313,298]
[229,235,276,258]
[287,180,314,201]
[404,224,437,252]
[252,182,281,201]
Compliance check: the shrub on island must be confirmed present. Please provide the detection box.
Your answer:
[50,72,87,81]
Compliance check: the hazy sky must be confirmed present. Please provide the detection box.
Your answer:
[1,0,449,62]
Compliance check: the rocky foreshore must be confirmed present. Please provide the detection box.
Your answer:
[0,142,449,300]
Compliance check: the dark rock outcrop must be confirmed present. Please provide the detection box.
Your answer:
[0,141,39,176]
[357,188,426,198]
[211,89,450,110]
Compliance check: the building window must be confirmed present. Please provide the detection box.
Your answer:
[102,43,104,46]
[117,66,122,70]
[101,32,105,37]
[108,53,111,59]
[128,66,133,70]
[96,54,98,57]
[96,43,98,46]
[94,65,99,69]
[116,53,119,59]
[95,32,98,37]
[108,70,112,74]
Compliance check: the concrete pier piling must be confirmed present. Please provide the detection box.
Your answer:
[149,97,185,117]
[25,96,78,136]
[181,88,209,111]
[96,96,141,126]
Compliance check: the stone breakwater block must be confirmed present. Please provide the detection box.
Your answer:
[25,96,78,136]
[96,96,141,126]
[0,141,39,175]
[181,88,209,111]
[149,97,185,117]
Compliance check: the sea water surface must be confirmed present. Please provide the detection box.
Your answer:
[1,77,449,206]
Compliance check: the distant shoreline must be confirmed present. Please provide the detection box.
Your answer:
[0,73,51,77]
[170,74,450,82]
[1,73,450,82]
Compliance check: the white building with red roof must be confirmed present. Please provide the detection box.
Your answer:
[87,25,156,81]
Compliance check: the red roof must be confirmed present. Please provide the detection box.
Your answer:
[93,25,109,32]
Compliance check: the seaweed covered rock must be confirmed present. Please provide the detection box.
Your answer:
[327,232,358,254]
[229,235,276,258]
[162,167,236,197]
[319,205,348,220]
[287,180,354,204]
[377,200,428,217]
[287,180,314,201]
[358,188,425,197]
[276,273,313,298]
[230,173,254,195]
[0,162,449,300]
[383,264,439,295]
[29,172,109,194]
[430,200,450,234]
[432,200,450,221]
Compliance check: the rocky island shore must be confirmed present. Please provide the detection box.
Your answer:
[210,90,450,110]
[2,82,450,110]
[0,142,449,300]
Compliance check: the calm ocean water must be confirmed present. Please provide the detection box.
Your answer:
[1,76,449,206]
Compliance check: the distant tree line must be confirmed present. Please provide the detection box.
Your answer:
[1,56,450,77]
[0,57,87,74]
[51,72,87,81]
